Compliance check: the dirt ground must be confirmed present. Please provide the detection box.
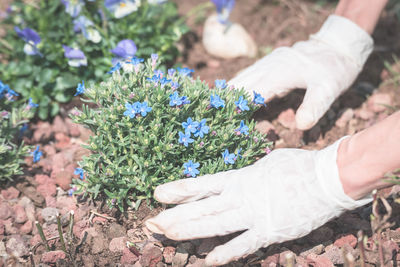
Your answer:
[1,0,400,266]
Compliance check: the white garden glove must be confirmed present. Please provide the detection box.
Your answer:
[145,137,372,266]
[229,15,373,130]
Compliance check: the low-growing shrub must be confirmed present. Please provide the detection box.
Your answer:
[0,81,36,182]
[71,56,272,210]
[0,0,188,119]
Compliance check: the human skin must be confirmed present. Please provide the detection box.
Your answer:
[334,0,400,200]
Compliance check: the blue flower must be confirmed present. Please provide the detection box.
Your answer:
[170,81,179,90]
[108,62,122,74]
[194,119,209,138]
[2,85,19,101]
[123,102,139,118]
[183,160,200,177]
[14,26,42,56]
[146,75,160,84]
[160,77,171,87]
[74,81,85,96]
[19,124,29,136]
[130,56,144,65]
[73,16,101,43]
[63,45,87,67]
[74,168,84,180]
[111,39,137,65]
[236,148,242,159]
[234,96,249,112]
[182,117,199,134]
[61,0,84,17]
[178,131,194,147]
[138,102,152,117]
[169,91,182,106]
[154,69,164,78]
[211,0,235,24]
[215,79,227,89]
[210,94,225,109]
[222,149,235,164]
[104,0,139,18]
[32,145,43,163]
[235,120,249,135]
[253,91,266,106]
[28,98,38,108]
[168,68,176,77]
[177,67,194,77]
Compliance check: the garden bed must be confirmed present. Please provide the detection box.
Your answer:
[1,0,400,266]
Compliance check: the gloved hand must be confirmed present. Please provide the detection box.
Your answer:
[145,138,371,266]
[229,15,374,130]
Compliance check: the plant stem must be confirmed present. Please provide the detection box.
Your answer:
[35,221,50,251]
[56,214,67,253]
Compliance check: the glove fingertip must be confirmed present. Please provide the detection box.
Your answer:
[295,107,317,130]
[145,218,164,235]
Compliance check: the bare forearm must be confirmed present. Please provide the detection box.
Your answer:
[338,111,400,200]
[335,0,388,34]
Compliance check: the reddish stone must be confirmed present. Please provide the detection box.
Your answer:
[163,246,176,264]
[20,220,33,235]
[279,251,295,266]
[277,109,296,129]
[307,253,334,267]
[55,132,71,150]
[35,174,52,185]
[262,253,279,266]
[37,183,57,198]
[45,196,57,208]
[41,250,66,264]
[109,237,128,252]
[30,234,42,246]
[334,234,357,249]
[56,196,76,212]
[43,145,57,157]
[33,121,52,142]
[367,93,392,113]
[121,247,139,265]
[335,109,354,128]
[65,118,81,137]
[255,120,275,134]
[73,220,88,239]
[13,204,28,224]
[1,187,19,200]
[55,171,73,191]
[52,116,68,134]
[140,244,163,267]
[0,203,12,220]
[0,220,4,235]
[93,215,108,224]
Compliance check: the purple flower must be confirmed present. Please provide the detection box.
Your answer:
[105,0,139,18]
[183,160,200,177]
[210,0,235,24]
[151,53,158,67]
[111,39,137,65]
[61,0,84,17]
[168,68,176,77]
[73,16,101,43]
[178,131,194,147]
[63,45,87,67]
[14,26,42,56]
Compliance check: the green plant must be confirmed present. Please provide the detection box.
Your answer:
[71,56,272,210]
[0,81,35,182]
[0,0,188,119]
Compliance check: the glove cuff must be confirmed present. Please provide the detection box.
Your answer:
[315,136,372,211]
[311,15,374,69]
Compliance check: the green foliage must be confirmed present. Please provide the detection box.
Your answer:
[0,88,34,182]
[0,0,188,119]
[72,58,271,210]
